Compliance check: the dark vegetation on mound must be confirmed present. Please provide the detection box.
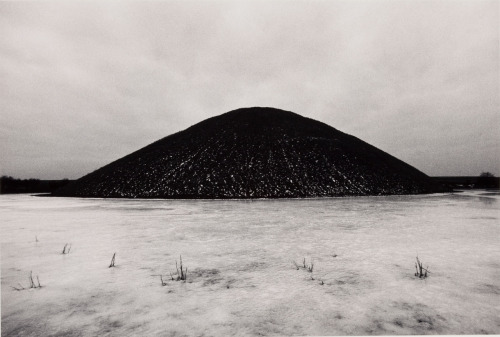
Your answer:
[53,107,449,198]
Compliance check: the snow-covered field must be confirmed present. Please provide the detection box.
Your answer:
[1,191,499,336]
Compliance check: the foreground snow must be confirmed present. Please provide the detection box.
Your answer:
[1,191,499,336]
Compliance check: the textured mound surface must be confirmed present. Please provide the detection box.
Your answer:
[54,107,444,198]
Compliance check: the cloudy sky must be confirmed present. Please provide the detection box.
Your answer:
[1,0,498,179]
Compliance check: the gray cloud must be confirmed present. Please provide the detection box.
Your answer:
[1,0,498,179]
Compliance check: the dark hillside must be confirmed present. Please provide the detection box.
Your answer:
[53,107,447,198]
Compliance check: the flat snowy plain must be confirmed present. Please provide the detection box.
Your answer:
[1,190,499,336]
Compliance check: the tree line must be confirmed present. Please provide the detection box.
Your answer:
[0,176,72,194]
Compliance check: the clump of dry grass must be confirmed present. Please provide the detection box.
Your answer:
[292,257,314,272]
[414,256,430,278]
[293,257,325,285]
[11,271,42,291]
[171,255,187,282]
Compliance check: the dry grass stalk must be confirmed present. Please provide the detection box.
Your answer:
[62,243,71,254]
[307,260,314,273]
[109,253,116,268]
[11,284,25,291]
[29,271,41,288]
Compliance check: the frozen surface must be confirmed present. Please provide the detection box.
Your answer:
[1,191,499,336]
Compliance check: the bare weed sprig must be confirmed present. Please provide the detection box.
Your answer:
[307,260,314,273]
[414,256,430,278]
[293,257,323,285]
[293,257,314,273]
[109,253,116,268]
[173,255,187,282]
[62,243,71,254]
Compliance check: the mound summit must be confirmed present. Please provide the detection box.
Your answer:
[54,107,444,198]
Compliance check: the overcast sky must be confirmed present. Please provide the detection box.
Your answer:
[1,0,498,179]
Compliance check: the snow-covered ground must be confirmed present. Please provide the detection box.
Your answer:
[1,191,499,336]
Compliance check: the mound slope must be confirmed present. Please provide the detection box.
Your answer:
[54,107,445,198]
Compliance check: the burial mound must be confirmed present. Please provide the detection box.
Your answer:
[54,107,445,198]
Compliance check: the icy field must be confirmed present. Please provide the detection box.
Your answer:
[1,191,499,336]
